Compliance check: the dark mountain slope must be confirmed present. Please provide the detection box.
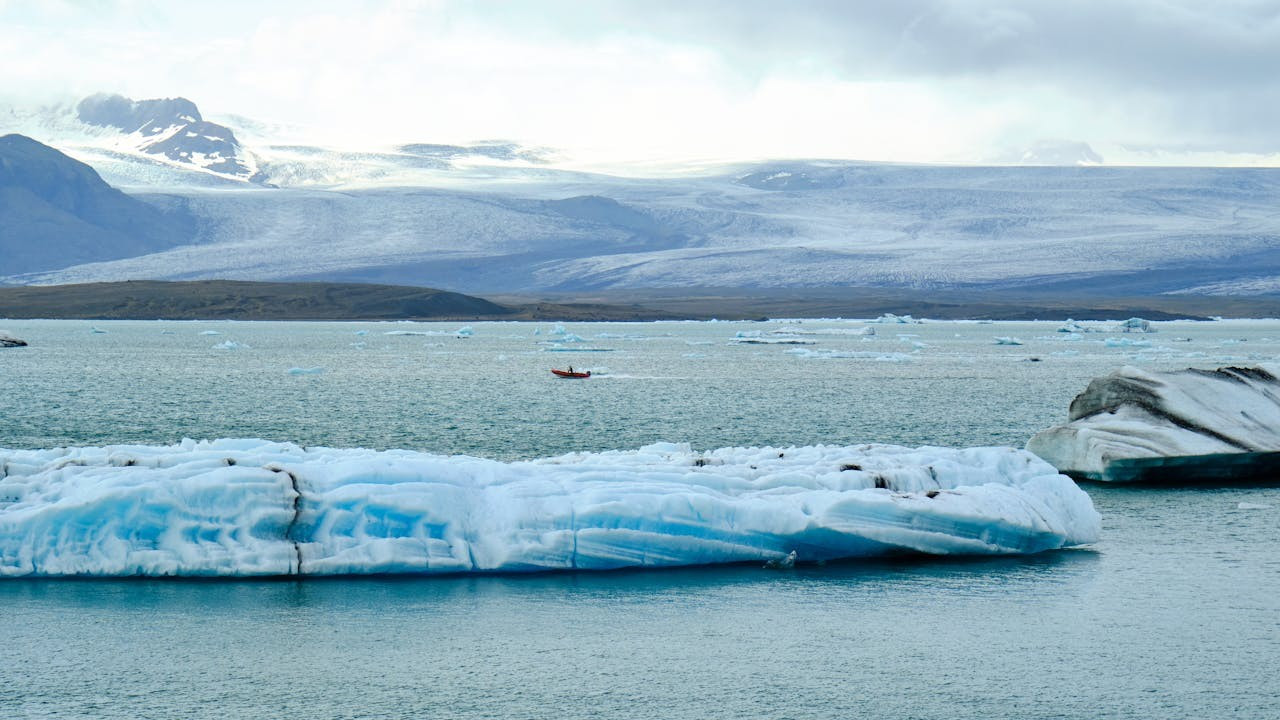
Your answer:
[0,134,194,275]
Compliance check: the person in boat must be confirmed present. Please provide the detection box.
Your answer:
[567,366,573,373]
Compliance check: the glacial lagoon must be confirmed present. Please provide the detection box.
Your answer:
[1,318,1278,718]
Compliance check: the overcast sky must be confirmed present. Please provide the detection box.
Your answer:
[4,0,1280,168]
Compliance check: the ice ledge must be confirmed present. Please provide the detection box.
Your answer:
[0,440,1099,577]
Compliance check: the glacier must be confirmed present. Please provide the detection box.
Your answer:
[1027,364,1280,482]
[0,440,1098,577]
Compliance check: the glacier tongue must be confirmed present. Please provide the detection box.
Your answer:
[0,440,1099,577]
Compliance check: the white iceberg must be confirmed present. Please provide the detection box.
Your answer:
[870,313,921,324]
[0,440,1098,577]
[1121,318,1155,333]
[1027,364,1280,482]
[993,337,1024,346]
[287,367,325,375]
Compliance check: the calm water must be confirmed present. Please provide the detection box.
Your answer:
[2,318,1279,719]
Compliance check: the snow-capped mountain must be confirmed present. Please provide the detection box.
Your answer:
[68,92,264,181]
[3,93,1280,297]
[76,93,263,182]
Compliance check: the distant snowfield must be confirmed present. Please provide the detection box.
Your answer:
[6,100,1280,295]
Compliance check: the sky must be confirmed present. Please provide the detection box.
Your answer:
[3,0,1280,168]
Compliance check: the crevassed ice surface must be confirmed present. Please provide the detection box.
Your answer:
[0,440,1098,576]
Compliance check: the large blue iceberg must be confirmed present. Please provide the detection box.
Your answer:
[0,440,1099,577]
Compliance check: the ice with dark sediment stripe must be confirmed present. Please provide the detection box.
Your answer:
[1027,364,1280,482]
[0,440,1099,577]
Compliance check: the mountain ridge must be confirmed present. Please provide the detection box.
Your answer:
[0,133,194,276]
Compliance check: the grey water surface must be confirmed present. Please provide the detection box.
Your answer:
[1,318,1278,719]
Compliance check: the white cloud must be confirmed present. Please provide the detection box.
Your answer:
[2,0,1279,168]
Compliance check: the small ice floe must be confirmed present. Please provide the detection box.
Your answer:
[212,340,249,350]
[1058,319,1108,334]
[551,323,567,335]
[870,313,921,324]
[994,337,1024,346]
[90,327,107,334]
[1104,337,1150,348]
[731,336,814,345]
[199,330,222,336]
[455,326,474,338]
[0,333,27,348]
[1121,317,1155,333]
[355,330,368,336]
[1237,502,1272,510]
[785,326,876,337]
[787,348,913,362]
[350,342,367,349]
[287,367,325,375]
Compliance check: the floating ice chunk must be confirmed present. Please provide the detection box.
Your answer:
[731,336,814,345]
[355,330,368,336]
[1058,320,1107,334]
[1238,502,1272,510]
[1027,364,1280,482]
[870,313,921,324]
[1057,320,1084,333]
[787,348,913,362]
[1104,337,1150,348]
[200,330,222,336]
[287,367,325,375]
[90,327,107,334]
[0,333,27,348]
[212,340,249,350]
[455,326,474,338]
[551,323,567,335]
[1121,318,1155,333]
[784,326,875,337]
[993,337,1024,346]
[0,440,1099,577]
